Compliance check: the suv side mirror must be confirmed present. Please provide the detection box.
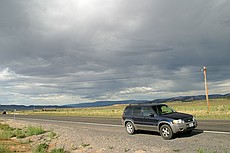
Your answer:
[148,113,156,117]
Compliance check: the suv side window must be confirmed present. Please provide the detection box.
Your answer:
[142,106,155,117]
[133,106,142,116]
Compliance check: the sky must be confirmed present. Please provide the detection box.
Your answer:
[0,0,230,105]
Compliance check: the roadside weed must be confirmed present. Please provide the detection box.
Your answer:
[0,145,11,153]
[50,148,69,153]
[81,143,90,147]
[0,122,51,153]
[15,129,26,139]
[173,149,181,152]
[27,126,45,136]
[48,131,57,139]
[0,131,14,140]
[34,143,48,153]
[197,149,205,153]
[0,123,15,131]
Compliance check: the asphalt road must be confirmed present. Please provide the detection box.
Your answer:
[0,114,230,132]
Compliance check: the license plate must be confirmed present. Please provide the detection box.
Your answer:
[188,123,194,127]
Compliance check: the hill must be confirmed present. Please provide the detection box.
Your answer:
[64,93,230,108]
[0,93,229,111]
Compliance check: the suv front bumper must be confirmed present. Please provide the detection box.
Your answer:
[170,120,197,133]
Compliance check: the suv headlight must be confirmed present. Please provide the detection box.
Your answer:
[173,119,184,124]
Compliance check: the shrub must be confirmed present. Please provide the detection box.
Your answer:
[197,148,205,153]
[14,129,26,139]
[0,123,14,131]
[50,148,69,153]
[34,143,48,153]
[81,143,90,147]
[48,131,57,139]
[27,126,45,136]
[0,131,14,140]
[0,145,11,153]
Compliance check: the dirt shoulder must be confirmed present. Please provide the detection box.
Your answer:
[4,119,159,153]
[2,118,230,153]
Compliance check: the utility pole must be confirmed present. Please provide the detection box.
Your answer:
[203,66,210,112]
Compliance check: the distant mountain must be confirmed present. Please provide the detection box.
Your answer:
[64,100,148,108]
[65,93,230,108]
[0,93,229,111]
[0,105,68,111]
[147,93,230,104]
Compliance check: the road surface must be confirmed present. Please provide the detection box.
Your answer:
[1,114,230,152]
[0,114,229,132]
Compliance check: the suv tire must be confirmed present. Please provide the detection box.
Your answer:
[126,122,135,135]
[160,124,173,140]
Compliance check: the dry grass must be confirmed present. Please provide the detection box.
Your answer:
[18,98,230,120]
[167,98,230,120]
[22,104,127,118]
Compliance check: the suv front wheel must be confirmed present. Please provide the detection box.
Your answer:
[160,124,173,140]
[126,122,135,135]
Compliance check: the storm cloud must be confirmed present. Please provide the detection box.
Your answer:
[0,0,229,105]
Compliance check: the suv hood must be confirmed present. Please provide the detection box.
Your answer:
[160,112,193,120]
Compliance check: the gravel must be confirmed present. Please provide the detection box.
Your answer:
[3,119,230,153]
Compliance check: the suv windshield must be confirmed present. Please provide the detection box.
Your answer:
[154,105,175,115]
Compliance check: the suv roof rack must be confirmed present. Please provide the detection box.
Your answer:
[128,103,163,106]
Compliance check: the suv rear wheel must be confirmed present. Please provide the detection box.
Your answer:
[126,122,135,134]
[160,124,173,140]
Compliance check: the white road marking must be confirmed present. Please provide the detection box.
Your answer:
[11,117,123,127]
[204,130,230,135]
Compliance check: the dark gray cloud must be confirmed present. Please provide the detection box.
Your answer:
[0,0,229,105]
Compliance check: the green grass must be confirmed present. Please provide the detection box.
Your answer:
[0,122,51,153]
[0,123,15,131]
[197,148,205,153]
[48,131,57,139]
[0,123,16,140]
[50,148,69,153]
[14,129,26,139]
[26,126,45,136]
[81,143,90,147]
[34,143,48,153]
[17,98,230,120]
[0,145,11,153]
[0,131,14,140]
[0,122,46,140]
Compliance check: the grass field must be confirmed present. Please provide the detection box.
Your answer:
[17,98,230,120]
[167,98,230,120]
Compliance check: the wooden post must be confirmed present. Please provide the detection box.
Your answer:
[203,66,210,112]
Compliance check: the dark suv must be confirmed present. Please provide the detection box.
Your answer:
[122,103,197,140]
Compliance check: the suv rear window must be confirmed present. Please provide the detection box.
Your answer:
[124,106,132,116]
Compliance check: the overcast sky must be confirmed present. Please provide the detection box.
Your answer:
[0,0,230,105]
